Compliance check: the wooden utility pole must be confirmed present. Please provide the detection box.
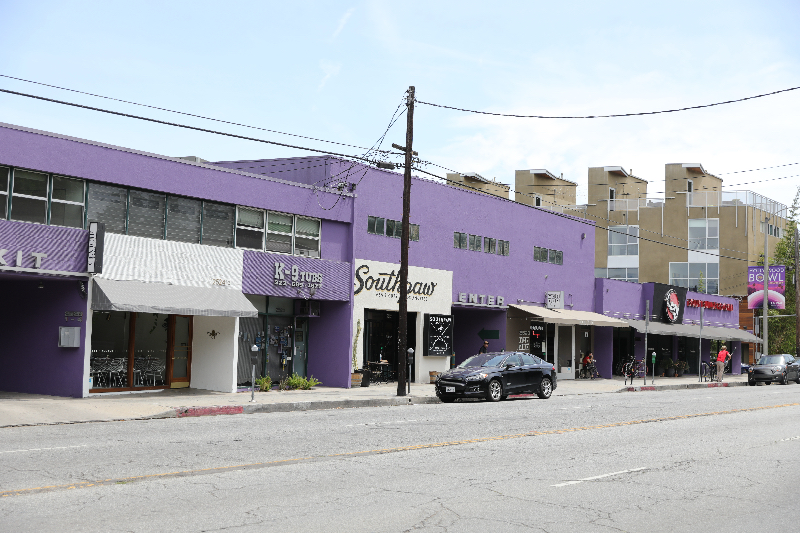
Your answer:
[763,214,769,359]
[795,225,799,356]
[397,86,415,397]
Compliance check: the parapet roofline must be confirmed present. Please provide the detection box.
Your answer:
[526,169,577,185]
[0,122,353,196]
[602,166,648,182]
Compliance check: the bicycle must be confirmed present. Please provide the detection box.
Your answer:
[700,361,716,382]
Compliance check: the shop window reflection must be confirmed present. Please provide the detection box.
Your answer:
[134,313,169,387]
[90,311,131,389]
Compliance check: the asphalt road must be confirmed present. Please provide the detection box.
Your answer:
[2,385,799,532]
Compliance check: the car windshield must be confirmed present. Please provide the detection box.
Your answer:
[758,355,786,365]
[458,354,507,368]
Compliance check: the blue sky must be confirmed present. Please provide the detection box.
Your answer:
[1,0,798,205]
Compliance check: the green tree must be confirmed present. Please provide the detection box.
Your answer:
[768,186,799,354]
[698,271,706,294]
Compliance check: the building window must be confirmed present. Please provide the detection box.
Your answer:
[10,169,48,224]
[50,176,85,229]
[265,210,294,253]
[469,234,481,251]
[596,267,638,283]
[534,195,542,207]
[385,219,400,238]
[166,196,202,244]
[484,237,496,254]
[128,190,166,239]
[237,207,265,250]
[87,182,128,234]
[201,202,235,248]
[0,166,9,219]
[368,216,385,235]
[410,224,420,242]
[688,218,719,250]
[670,262,718,294]
[295,216,321,258]
[454,232,468,249]
[608,225,638,256]
[497,240,509,256]
[534,246,560,264]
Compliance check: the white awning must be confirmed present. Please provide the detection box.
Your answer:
[509,305,629,327]
[92,278,258,317]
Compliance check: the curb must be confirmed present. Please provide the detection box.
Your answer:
[620,382,747,392]
[167,396,443,419]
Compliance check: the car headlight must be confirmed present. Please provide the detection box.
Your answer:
[466,373,488,381]
[748,368,753,372]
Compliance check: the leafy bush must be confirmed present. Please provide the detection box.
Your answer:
[254,376,272,392]
[279,373,321,390]
[674,360,688,371]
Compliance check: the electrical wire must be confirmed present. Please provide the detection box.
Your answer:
[0,87,387,171]
[720,162,800,175]
[0,74,401,156]
[416,85,800,119]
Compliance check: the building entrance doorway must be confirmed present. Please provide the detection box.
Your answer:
[363,309,417,382]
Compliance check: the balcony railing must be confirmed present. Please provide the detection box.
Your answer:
[686,190,787,217]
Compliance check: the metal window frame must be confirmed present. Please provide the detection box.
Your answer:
[49,175,86,229]
[8,167,49,225]
[294,214,321,258]
[236,206,266,251]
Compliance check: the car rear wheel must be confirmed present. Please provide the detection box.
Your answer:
[486,379,503,402]
[537,377,553,399]
[795,374,800,384]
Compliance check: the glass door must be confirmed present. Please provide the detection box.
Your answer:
[293,318,308,378]
[170,315,192,388]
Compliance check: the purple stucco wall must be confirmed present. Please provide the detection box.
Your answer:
[321,220,351,263]
[0,219,88,272]
[0,275,88,397]
[594,278,646,318]
[451,307,506,365]
[307,300,352,388]
[0,125,352,224]
[594,326,613,378]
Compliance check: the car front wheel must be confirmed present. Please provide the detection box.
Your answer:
[748,379,756,386]
[486,379,503,402]
[537,376,553,399]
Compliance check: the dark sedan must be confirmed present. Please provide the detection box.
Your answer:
[435,352,557,402]
[748,354,800,385]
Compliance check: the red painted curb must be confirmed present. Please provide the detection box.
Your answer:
[707,383,729,387]
[176,406,244,417]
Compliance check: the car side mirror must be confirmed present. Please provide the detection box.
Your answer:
[506,363,515,369]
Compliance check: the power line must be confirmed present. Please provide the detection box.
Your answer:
[720,162,800,174]
[0,74,400,156]
[416,85,800,119]
[0,87,385,170]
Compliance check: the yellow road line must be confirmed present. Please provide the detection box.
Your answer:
[2,402,796,498]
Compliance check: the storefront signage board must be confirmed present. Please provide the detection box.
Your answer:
[424,314,453,357]
[546,291,564,309]
[455,293,505,308]
[651,283,687,324]
[87,221,105,274]
[686,298,734,312]
[747,265,786,310]
[529,323,546,357]
[244,251,350,301]
[0,219,88,274]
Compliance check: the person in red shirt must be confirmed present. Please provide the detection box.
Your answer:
[716,345,730,382]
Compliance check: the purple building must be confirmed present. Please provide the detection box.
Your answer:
[0,124,759,398]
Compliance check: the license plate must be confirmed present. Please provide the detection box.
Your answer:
[445,386,455,393]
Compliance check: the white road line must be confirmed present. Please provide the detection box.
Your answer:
[551,467,647,487]
[345,420,418,428]
[780,436,800,442]
[0,445,88,454]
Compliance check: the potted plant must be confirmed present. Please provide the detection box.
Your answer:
[663,358,676,377]
[674,360,688,377]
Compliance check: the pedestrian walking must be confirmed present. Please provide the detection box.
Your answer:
[716,345,730,382]
[478,340,489,354]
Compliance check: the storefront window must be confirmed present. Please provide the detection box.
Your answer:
[133,313,169,387]
[90,311,131,389]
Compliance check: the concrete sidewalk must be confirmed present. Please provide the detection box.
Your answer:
[0,374,749,428]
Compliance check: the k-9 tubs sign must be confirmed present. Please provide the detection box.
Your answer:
[274,262,323,289]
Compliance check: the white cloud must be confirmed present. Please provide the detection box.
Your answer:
[332,8,355,39]
[318,60,342,91]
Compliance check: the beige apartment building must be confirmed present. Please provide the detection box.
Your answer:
[524,163,789,298]
[446,172,510,199]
